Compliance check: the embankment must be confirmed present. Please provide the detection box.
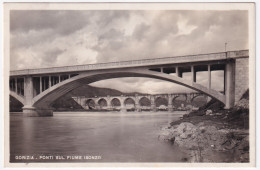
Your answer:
[159,90,249,162]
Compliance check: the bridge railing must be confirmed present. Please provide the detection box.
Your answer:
[10,50,248,76]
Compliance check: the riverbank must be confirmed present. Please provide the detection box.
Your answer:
[159,90,249,163]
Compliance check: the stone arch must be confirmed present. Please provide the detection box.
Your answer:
[31,69,225,109]
[155,97,168,108]
[139,97,151,106]
[124,97,135,110]
[86,99,95,109]
[172,95,186,108]
[98,98,108,109]
[111,98,121,107]
[124,97,135,105]
[191,95,207,107]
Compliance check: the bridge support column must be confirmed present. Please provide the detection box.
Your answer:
[135,104,141,112]
[151,96,156,112]
[224,61,235,109]
[208,65,211,89]
[40,76,42,93]
[168,94,173,112]
[15,78,18,93]
[120,105,127,112]
[176,67,182,77]
[23,76,53,116]
[107,103,112,110]
[134,95,141,112]
[49,76,51,88]
[106,96,112,111]
[191,66,196,82]
[23,76,35,116]
[186,94,192,104]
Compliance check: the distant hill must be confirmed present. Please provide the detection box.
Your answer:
[52,85,125,111]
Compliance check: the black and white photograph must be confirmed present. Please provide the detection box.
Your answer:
[3,2,256,168]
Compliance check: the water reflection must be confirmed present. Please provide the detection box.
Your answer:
[10,111,187,162]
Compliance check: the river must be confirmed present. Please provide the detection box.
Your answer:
[10,111,188,163]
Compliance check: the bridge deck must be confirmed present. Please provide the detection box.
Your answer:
[10,50,248,76]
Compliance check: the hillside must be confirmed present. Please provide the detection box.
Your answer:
[52,85,124,111]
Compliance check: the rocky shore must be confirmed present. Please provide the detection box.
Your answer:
[159,90,249,163]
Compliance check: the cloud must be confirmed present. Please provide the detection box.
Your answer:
[10,10,90,35]
[10,10,248,94]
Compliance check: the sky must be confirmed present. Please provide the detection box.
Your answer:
[10,10,248,94]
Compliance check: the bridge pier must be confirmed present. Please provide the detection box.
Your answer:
[23,106,53,117]
[150,96,156,112]
[135,104,141,112]
[23,76,53,116]
[224,61,235,109]
[120,106,127,112]
[168,94,173,112]
[106,96,112,111]
[168,104,173,112]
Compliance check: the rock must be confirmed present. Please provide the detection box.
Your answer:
[176,122,197,134]
[236,98,249,109]
[236,136,249,151]
[216,112,222,116]
[183,114,189,118]
[205,126,218,133]
[158,129,174,140]
[197,122,205,127]
[180,133,188,139]
[206,110,213,115]
[199,126,206,133]
[189,111,205,116]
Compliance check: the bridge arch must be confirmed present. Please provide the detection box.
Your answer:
[30,69,225,109]
[10,95,24,112]
[190,95,208,107]
[124,97,135,109]
[191,94,206,103]
[98,98,108,109]
[111,98,121,107]
[139,97,151,106]
[172,95,186,107]
[10,91,25,106]
[86,99,95,109]
[155,96,168,107]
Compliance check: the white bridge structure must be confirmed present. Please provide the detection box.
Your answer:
[9,50,249,116]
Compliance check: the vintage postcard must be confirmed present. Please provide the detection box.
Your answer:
[3,2,256,168]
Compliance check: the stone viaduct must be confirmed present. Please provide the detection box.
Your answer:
[72,93,209,112]
[9,50,249,116]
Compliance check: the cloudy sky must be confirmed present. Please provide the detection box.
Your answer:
[10,10,248,94]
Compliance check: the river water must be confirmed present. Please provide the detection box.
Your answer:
[10,111,188,163]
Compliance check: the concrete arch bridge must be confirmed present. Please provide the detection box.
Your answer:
[9,50,249,116]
